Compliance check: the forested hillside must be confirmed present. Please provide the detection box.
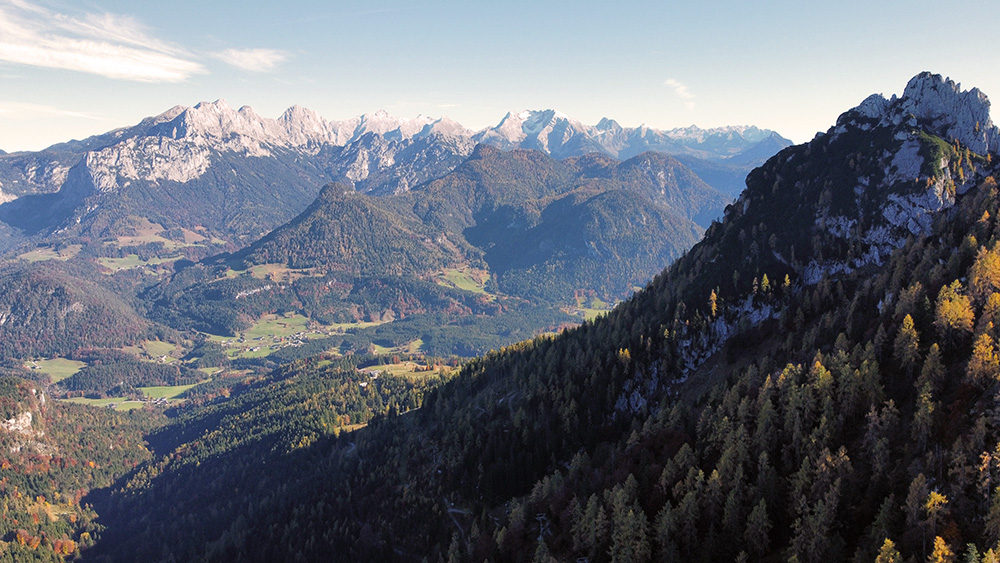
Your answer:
[0,378,160,563]
[145,145,718,354]
[0,262,150,358]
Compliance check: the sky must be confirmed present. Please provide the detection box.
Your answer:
[1,0,999,152]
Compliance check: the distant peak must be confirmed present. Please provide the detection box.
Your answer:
[193,99,232,112]
[279,105,317,120]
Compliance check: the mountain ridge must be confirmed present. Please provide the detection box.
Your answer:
[0,104,789,247]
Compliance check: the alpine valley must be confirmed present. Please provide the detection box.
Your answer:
[3,71,1000,563]
[0,103,785,365]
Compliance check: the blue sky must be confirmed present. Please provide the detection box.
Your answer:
[1,0,998,152]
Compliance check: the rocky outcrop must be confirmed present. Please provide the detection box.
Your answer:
[2,410,32,435]
[846,72,998,155]
[793,73,998,283]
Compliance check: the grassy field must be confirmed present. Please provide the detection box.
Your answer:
[18,245,83,262]
[62,397,145,411]
[138,383,200,399]
[360,361,451,380]
[564,294,614,321]
[369,338,426,356]
[60,382,200,409]
[26,358,87,382]
[97,254,181,272]
[106,219,225,250]
[436,268,491,296]
[224,263,323,283]
[122,339,180,361]
[142,340,178,357]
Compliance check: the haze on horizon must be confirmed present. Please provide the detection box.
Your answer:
[1,0,998,152]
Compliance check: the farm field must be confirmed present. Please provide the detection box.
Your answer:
[107,219,223,249]
[370,337,426,356]
[62,397,145,411]
[122,339,181,361]
[138,383,200,400]
[97,254,181,272]
[224,263,324,283]
[360,360,451,381]
[564,294,614,321]
[25,358,86,382]
[435,268,492,296]
[17,244,83,262]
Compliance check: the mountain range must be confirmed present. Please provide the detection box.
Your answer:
[0,102,787,361]
[0,103,788,247]
[142,145,722,350]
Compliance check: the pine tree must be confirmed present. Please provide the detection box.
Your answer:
[744,498,771,557]
[919,344,945,393]
[985,486,1000,545]
[962,544,980,563]
[925,491,949,539]
[912,384,936,453]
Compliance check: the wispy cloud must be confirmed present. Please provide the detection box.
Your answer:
[213,48,289,72]
[0,0,204,82]
[0,100,104,120]
[665,78,696,110]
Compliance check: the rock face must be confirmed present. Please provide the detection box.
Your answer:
[831,71,994,234]
[855,72,998,155]
[2,410,32,436]
[726,72,999,287]
[1,102,788,197]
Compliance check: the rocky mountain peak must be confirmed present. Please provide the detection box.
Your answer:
[595,117,622,132]
[418,116,472,138]
[733,72,1000,288]
[845,72,998,155]
[899,72,996,153]
[165,99,275,142]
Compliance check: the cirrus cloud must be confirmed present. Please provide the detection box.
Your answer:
[0,0,204,82]
[213,48,289,73]
[665,78,696,110]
